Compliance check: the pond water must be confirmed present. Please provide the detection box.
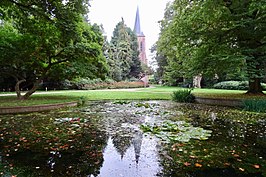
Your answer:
[0,101,265,177]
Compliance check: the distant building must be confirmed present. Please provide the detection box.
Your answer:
[133,7,147,65]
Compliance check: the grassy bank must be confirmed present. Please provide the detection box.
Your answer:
[0,85,265,107]
[0,89,171,107]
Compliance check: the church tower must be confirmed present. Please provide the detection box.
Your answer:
[134,7,147,65]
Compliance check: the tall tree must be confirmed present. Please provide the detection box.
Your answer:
[127,28,142,79]
[0,0,107,99]
[157,1,185,85]
[107,19,142,81]
[157,0,266,93]
[150,44,168,83]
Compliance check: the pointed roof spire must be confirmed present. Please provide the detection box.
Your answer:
[134,6,144,36]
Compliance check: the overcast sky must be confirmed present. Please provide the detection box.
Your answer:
[88,0,171,63]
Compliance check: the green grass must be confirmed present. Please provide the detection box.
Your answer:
[0,85,265,107]
[142,85,265,99]
[0,90,171,107]
[0,95,80,107]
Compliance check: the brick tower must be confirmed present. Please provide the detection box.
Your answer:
[134,6,147,65]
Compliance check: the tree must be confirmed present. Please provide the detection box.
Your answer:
[127,28,142,79]
[150,44,164,82]
[157,0,266,94]
[0,0,107,99]
[107,19,142,81]
[156,1,186,85]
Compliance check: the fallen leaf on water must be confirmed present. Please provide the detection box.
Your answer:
[184,162,191,166]
[253,164,260,169]
[224,163,230,166]
[189,155,197,159]
[195,163,202,168]
[239,168,245,172]
[233,154,240,158]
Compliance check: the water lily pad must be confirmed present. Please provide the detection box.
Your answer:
[141,121,212,143]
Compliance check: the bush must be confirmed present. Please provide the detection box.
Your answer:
[213,81,266,90]
[171,89,195,103]
[71,78,146,90]
[242,99,266,113]
[213,81,248,90]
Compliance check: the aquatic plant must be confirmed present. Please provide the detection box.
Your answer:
[135,102,151,108]
[112,100,131,105]
[141,121,212,143]
[171,89,195,103]
[77,96,86,106]
[242,99,266,113]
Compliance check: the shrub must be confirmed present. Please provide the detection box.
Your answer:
[72,78,145,90]
[213,81,248,90]
[242,99,266,113]
[171,89,195,103]
[213,81,266,90]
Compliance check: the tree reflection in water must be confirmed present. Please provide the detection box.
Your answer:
[0,101,265,177]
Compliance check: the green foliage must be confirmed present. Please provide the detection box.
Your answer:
[72,78,145,90]
[141,121,212,143]
[0,0,107,99]
[105,20,142,81]
[213,81,266,90]
[242,99,266,113]
[135,102,151,108]
[157,0,266,93]
[112,100,131,105]
[213,81,249,90]
[77,96,87,107]
[171,89,195,103]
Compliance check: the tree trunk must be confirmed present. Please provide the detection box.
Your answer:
[246,78,264,94]
[193,74,202,88]
[15,79,26,99]
[21,79,42,100]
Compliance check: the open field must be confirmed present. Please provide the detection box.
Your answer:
[0,85,265,107]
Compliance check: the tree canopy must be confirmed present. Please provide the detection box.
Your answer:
[105,19,142,81]
[0,0,107,99]
[157,0,266,93]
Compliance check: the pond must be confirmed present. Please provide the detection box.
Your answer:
[0,101,265,177]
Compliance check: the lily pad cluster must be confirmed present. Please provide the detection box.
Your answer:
[141,121,212,143]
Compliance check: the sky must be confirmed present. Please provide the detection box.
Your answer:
[88,0,171,64]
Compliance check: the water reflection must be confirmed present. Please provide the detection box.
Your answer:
[0,101,265,177]
[84,101,165,177]
[99,135,161,177]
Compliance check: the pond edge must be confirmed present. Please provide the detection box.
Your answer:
[0,102,78,114]
[195,97,241,107]
[0,97,242,114]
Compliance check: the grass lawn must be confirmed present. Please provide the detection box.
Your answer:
[139,85,265,99]
[0,85,265,107]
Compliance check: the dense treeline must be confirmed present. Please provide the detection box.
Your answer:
[155,0,266,94]
[0,0,143,99]
[0,0,107,99]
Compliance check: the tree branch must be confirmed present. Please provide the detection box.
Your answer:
[8,0,53,22]
[50,58,69,66]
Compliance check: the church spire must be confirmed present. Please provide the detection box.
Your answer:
[134,6,144,37]
[133,6,147,65]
